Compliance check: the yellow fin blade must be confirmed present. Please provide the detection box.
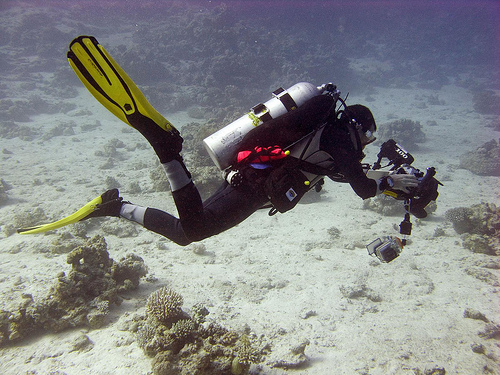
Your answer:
[67,36,174,132]
[17,195,103,235]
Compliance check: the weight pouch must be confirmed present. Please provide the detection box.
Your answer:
[264,161,310,213]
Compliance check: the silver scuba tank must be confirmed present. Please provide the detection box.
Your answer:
[203,82,326,170]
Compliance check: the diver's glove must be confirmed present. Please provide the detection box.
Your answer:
[388,174,419,193]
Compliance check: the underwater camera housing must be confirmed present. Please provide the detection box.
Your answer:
[367,237,403,263]
[366,139,442,262]
[372,139,442,222]
[373,139,414,170]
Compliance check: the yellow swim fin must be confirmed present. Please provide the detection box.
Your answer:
[67,35,175,132]
[17,195,103,235]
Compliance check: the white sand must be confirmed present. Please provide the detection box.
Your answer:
[1,82,499,375]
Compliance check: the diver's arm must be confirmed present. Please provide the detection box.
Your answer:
[387,174,419,193]
[348,172,379,199]
[340,157,379,199]
[370,172,419,194]
[333,151,421,198]
[348,172,420,199]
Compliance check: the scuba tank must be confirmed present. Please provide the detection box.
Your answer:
[203,82,328,170]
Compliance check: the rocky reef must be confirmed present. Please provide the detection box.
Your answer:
[472,90,500,115]
[459,139,500,176]
[363,194,408,216]
[0,235,148,345]
[363,193,437,217]
[378,118,426,148]
[135,287,267,375]
[181,120,226,198]
[445,203,500,256]
[0,178,11,207]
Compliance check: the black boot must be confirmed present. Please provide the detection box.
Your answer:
[151,127,184,163]
[83,189,126,220]
[128,114,184,163]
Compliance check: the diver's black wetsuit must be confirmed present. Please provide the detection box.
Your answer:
[144,179,269,245]
[143,95,378,245]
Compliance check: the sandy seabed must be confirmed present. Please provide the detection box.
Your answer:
[0,81,499,375]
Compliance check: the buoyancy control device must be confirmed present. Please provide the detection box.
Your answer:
[203,82,337,170]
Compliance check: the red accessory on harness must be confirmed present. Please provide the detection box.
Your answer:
[237,146,288,164]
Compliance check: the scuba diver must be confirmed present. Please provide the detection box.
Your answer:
[19,36,431,253]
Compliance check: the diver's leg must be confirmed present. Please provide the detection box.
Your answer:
[117,200,193,246]
[173,181,268,242]
[95,179,266,245]
[85,187,193,245]
[144,160,269,242]
[141,182,223,244]
[142,180,267,243]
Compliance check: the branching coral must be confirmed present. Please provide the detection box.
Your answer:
[146,287,184,326]
[191,303,210,324]
[136,288,265,375]
[232,335,262,374]
[445,207,477,234]
[171,319,196,341]
[445,203,499,236]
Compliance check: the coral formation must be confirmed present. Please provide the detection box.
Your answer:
[191,303,210,324]
[464,308,489,323]
[150,163,171,192]
[378,118,426,148]
[445,207,476,234]
[465,267,499,286]
[0,96,75,129]
[95,138,128,160]
[445,203,500,255]
[181,120,225,197]
[0,119,38,140]
[327,226,341,240]
[363,194,407,216]
[363,193,437,217]
[478,323,500,340]
[101,220,139,238]
[146,287,185,327]
[267,340,310,369]
[445,203,499,236]
[472,90,500,115]
[41,121,76,141]
[0,178,11,207]
[459,139,500,176]
[0,235,148,345]
[462,235,496,255]
[412,367,446,375]
[136,288,265,375]
[339,283,383,302]
[11,207,48,234]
